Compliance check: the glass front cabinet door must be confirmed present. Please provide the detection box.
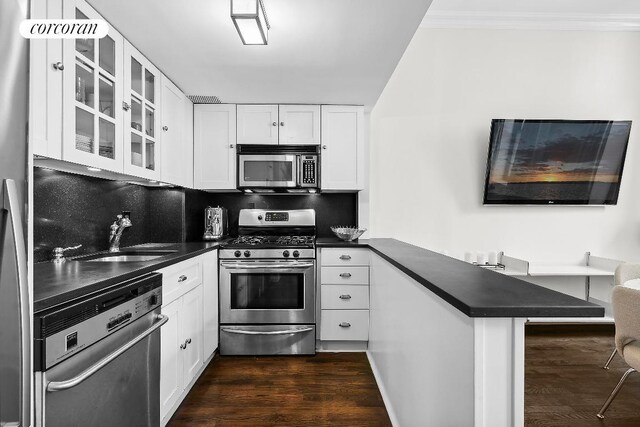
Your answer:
[62,0,124,172]
[123,41,161,180]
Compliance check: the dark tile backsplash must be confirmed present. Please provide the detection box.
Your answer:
[184,191,358,241]
[33,168,184,262]
[34,167,359,262]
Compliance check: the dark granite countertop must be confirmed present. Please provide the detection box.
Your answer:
[320,238,604,318]
[34,241,223,313]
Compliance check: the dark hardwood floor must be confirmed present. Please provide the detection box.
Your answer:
[168,352,391,427]
[169,326,640,426]
[526,325,640,427]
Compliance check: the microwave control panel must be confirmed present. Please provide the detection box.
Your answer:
[301,156,317,185]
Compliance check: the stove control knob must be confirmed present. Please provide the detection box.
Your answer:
[244,250,251,258]
[258,215,263,221]
[293,250,300,258]
[283,250,290,258]
[234,250,241,258]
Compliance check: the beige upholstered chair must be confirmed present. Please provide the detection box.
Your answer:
[597,285,640,418]
[603,263,640,369]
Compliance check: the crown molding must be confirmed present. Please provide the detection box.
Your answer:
[420,11,640,32]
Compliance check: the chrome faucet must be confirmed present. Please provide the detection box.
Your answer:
[109,211,132,252]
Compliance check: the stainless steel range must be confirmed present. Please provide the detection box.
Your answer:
[219,209,316,355]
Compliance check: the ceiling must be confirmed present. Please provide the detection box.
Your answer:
[87,0,433,109]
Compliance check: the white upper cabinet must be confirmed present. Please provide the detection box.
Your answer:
[160,76,193,188]
[237,104,279,145]
[321,105,365,191]
[278,105,321,145]
[60,0,125,172]
[194,104,237,190]
[237,104,321,145]
[123,41,161,180]
[30,0,63,160]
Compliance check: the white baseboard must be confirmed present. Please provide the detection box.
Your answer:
[316,340,368,352]
[366,350,399,427]
[161,351,217,426]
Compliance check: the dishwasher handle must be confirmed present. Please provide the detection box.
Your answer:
[46,314,169,392]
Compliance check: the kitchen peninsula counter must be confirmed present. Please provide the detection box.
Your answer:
[317,237,603,318]
[317,237,603,427]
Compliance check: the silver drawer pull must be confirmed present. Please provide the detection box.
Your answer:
[340,272,352,278]
[339,294,352,300]
[178,275,187,282]
[339,322,351,328]
[339,255,351,261]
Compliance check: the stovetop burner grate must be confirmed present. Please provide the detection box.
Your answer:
[226,235,315,248]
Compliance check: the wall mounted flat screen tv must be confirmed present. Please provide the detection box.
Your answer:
[483,119,632,205]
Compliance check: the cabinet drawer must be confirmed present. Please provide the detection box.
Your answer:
[320,310,369,341]
[321,285,369,310]
[159,258,202,304]
[321,266,369,285]
[321,248,370,266]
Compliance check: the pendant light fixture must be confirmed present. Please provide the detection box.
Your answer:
[230,0,270,45]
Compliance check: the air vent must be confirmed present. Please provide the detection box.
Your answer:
[188,95,221,104]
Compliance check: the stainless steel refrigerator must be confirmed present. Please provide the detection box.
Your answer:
[0,0,31,426]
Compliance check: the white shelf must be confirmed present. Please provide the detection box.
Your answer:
[528,265,614,277]
[527,315,614,324]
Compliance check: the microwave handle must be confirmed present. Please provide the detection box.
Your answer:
[296,155,302,187]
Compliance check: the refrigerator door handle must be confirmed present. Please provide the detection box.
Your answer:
[2,179,30,426]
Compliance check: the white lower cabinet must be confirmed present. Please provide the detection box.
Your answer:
[159,251,219,424]
[319,248,371,343]
[160,284,203,421]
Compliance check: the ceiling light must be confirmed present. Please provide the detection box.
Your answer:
[231,0,270,45]
[87,167,102,172]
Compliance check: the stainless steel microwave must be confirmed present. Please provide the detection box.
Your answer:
[238,153,319,190]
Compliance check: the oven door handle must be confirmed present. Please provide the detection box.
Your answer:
[220,262,315,269]
[221,327,314,336]
[46,314,169,392]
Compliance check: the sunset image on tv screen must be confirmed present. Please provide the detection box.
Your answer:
[484,120,631,204]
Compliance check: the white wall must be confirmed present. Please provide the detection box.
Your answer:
[370,28,640,263]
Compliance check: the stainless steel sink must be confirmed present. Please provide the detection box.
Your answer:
[78,250,177,263]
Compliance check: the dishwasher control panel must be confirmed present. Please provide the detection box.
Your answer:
[34,273,162,371]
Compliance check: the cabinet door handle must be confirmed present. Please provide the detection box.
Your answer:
[122,101,131,111]
[339,294,352,300]
[339,255,351,261]
[339,322,351,328]
[52,61,64,71]
[340,273,352,278]
[180,343,186,350]
[322,145,327,150]
[229,144,234,148]
[280,121,284,126]
[185,338,192,345]
[162,126,168,131]
[178,275,187,282]
[272,121,277,126]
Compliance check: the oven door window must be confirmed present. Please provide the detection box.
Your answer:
[244,161,293,183]
[231,273,304,309]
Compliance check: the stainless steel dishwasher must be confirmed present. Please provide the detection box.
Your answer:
[34,273,167,427]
